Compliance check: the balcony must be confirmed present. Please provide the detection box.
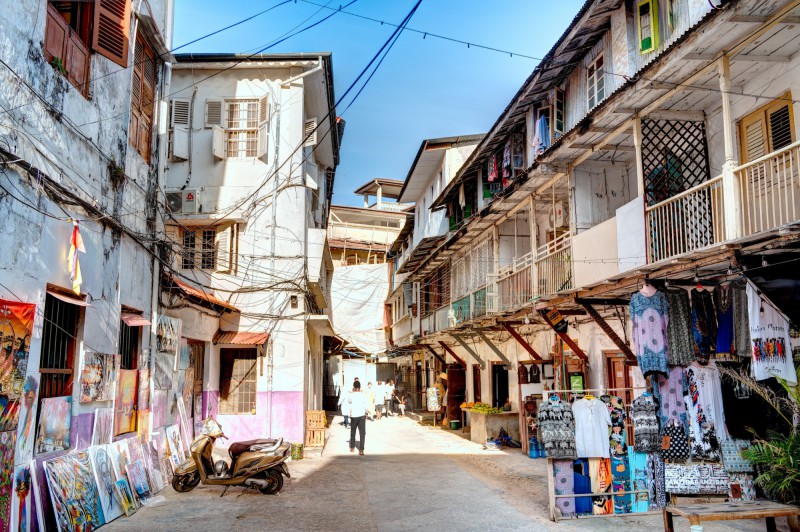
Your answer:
[646,141,800,263]
[327,220,400,247]
[534,233,574,297]
[491,253,533,313]
[391,315,413,347]
[421,305,451,336]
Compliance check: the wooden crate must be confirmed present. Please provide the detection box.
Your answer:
[306,410,326,429]
[305,428,325,448]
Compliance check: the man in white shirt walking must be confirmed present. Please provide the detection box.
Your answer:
[338,386,351,428]
[348,381,369,455]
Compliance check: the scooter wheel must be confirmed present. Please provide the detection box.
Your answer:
[172,472,201,493]
[259,469,284,495]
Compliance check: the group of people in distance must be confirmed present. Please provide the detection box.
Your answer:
[338,378,407,455]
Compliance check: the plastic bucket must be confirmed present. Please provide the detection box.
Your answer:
[449,420,461,430]
[290,442,304,460]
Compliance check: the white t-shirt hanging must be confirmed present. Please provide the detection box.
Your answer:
[572,398,612,458]
[747,283,796,384]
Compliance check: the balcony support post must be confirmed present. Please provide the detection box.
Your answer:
[718,56,743,241]
[423,343,448,367]
[539,309,588,361]
[437,340,467,368]
[633,116,645,197]
[474,329,515,369]
[577,301,638,365]
[450,335,485,370]
[501,323,542,360]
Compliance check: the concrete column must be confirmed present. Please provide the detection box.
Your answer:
[376,185,382,209]
[718,56,742,240]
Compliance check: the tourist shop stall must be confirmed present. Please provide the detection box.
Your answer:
[537,279,797,521]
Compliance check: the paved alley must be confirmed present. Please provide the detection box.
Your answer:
[104,415,793,532]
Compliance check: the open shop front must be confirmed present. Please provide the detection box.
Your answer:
[537,277,799,521]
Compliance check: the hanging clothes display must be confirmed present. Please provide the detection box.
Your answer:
[646,452,667,509]
[604,396,627,457]
[652,366,688,431]
[732,280,750,357]
[688,360,727,440]
[720,439,753,473]
[573,459,592,515]
[553,460,576,517]
[629,290,670,377]
[665,289,695,366]
[660,419,690,460]
[589,458,613,515]
[611,454,632,514]
[487,155,497,182]
[501,142,512,185]
[747,283,797,384]
[572,397,612,458]
[684,364,721,461]
[538,395,577,459]
[628,449,650,513]
[631,394,660,452]
[691,288,718,364]
[715,283,735,357]
[728,473,756,501]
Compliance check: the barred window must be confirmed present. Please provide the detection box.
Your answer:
[219,348,257,414]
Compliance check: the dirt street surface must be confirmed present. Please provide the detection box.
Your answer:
[105,415,793,531]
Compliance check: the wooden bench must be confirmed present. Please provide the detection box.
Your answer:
[663,500,800,531]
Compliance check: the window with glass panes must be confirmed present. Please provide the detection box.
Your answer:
[226,99,259,159]
[587,54,605,109]
[219,348,257,414]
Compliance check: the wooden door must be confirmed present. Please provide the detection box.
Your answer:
[446,364,466,421]
[605,351,634,441]
[472,364,482,403]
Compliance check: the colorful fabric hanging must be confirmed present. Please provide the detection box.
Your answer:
[67,221,85,294]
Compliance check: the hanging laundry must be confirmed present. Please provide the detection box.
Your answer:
[534,114,551,157]
[458,183,465,208]
[501,142,511,186]
[487,155,497,182]
[691,288,717,364]
[629,290,670,377]
[665,289,695,366]
[572,397,612,458]
[631,394,660,452]
[67,220,85,294]
[747,283,796,384]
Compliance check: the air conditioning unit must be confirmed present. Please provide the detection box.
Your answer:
[548,201,567,229]
[166,189,199,214]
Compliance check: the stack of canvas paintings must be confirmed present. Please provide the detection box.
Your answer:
[43,451,105,531]
[89,445,125,522]
[0,431,17,530]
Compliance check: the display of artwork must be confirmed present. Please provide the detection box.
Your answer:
[92,408,114,446]
[138,369,150,409]
[44,451,105,531]
[152,353,173,391]
[165,425,184,468]
[0,300,35,433]
[35,396,71,454]
[89,444,124,523]
[0,431,17,530]
[126,461,151,503]
[107,439,130,481]
[114,370,138,436]
[137,409,150,442]
[15,376,38,464]
[114,479,136,516]
[152,390,167,428]
[11,462,34,532]
[127,438,144,467]
[194,393,203,421]
[79,352,119,403]
[182,366,194,414]
[144,441,165,493]
[156,316,180,356]
[176,397,192,450]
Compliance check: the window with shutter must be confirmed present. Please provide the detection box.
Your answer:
[554,88,565,138]
[215,224,232,273]
[44,3,92,97]
[738,93,796,163]
[587,54,605,109]
[92,0,131,68]
[171,99,191,128]
[637,0,659,54]
[180,225,238,271]
[205,99,224,128]
[129,32,157,161]
[304,118,318,147]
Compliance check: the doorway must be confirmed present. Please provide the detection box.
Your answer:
[491,362,509,408]
[605,351,635,441]
[472,364,482,403]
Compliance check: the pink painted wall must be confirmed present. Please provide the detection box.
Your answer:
[202,390,304,444]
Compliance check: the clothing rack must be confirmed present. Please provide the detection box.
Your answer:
[541,386,648,398]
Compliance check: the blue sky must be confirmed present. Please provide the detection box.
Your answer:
[173,0,585,206]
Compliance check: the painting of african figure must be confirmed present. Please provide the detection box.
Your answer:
[89,445,124,523]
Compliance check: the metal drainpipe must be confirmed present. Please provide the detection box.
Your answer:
[267,98,281,437]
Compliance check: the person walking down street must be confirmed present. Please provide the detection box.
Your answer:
[387,380,396,416]
[348,381,368,455]
[366,382,376,421]
[338,386,351,428]
[375,381,384,420]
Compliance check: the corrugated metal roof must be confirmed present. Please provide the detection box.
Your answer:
[166,275,239,313]
[212,330,268,345]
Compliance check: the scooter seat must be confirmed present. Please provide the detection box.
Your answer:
[229,438,281,459]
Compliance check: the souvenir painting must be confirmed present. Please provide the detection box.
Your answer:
[92,408,114,445]
[127,438,145,466]
[0,395,20,432]
[152,390,167,428]
[176,339,190,371]
[193,393,203,420]
[144,441,165,493]
[137,409,150,442]
[15,375,38,464]
[0,431,17,530]
[114,479,136,517]
[176,397,191,450]
[11,461,34,532]
[107,438,130,481]
[79,352,119,403]
[156,315,180,356]
[152,352,173,391]
[165,425,184,467]
[138,369,150,409]
[126,461,151,503]
[44,451,105,531]
[114,369,138,436]
[0,300,35,409]
[89,444,124,523]
[182,366,194,412]
[34,396,71,454]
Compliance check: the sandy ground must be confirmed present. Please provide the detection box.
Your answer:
[103,413,793,531]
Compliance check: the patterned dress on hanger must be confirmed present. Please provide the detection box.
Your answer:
[691,288,718,364]
[666,289,695,366]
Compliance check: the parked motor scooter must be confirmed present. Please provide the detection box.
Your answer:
[172,417,291,495]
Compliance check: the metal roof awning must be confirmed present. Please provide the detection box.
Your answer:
[46,289,90,307]
[396,236,446,275]
[164,274,239,313]
[120,312,151,327]
[307,314,337,337]
[212,330,268,345]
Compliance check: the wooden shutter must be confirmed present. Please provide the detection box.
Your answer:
[171,99,190,127]
[65,33,90,95]
[739,94,795,163]
[638,0,659,54]
[171,127,189,161]
[257,125,268,159]
[92,0,131,68]
[44,4,69,62]
[204,99,224,128]
[766,99,794,152]
[215,223,234,273]
[212,126,226,159]
[258,95,269,125]
[739,112,767,164]
[304,118,318,147]
[130,34,156,160]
